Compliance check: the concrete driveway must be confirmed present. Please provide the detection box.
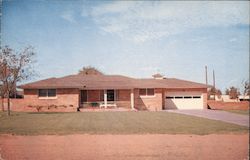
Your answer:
[166,109,249,127]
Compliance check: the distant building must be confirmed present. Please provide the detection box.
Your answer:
[238,95,250,101]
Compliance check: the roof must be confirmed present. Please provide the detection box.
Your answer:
[134,78,209,89]
[19,74,208,89]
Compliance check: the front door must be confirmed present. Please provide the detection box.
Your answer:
[107,90,115,101]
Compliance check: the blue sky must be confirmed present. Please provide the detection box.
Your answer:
[2,1,249,93]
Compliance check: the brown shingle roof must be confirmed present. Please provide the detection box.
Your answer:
[19,74,208,89]
[19,75,136,89]
[135,78,209,89]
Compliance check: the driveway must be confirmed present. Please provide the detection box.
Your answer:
[166,109,249,127]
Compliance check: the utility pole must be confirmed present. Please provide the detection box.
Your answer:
[213,70,216,100]
[205,66,208,86]
[213,70,215,88]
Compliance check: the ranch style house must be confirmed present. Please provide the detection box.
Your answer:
[18,73,208,111]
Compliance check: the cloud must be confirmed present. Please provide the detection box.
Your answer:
[229,38,237,42]
[61,11,76,23]
[83,1,249,43]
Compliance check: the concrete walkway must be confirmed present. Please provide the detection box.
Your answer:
[166,109,249,127]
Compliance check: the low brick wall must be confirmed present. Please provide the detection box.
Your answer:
[208,100,249,110]
[0,98,77,112]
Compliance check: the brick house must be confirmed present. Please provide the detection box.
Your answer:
[18,73,208,111]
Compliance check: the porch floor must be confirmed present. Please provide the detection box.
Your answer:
[79,107,136,112]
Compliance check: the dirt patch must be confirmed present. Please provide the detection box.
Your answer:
[0,134,248,160]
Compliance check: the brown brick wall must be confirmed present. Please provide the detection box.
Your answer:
[87,90,100,102]
[208,100,249,110]
[134,88,163,111]
[1,88,80,112]
[117,90,130,101]
[203,93,208,109]
[24,89,79,107]
[117,89,131,108]
[116,101,131,109]
[0,98,78,112]
[1,88,208,112]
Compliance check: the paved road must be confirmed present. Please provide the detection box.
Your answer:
[166,109,249,127]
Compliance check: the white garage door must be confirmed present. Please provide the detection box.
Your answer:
[165,91,203,109]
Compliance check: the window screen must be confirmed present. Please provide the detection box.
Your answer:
[48,89,56,97]
[38,89,47,97]
[38,89,56,97]
[147,89,154,95]
[139,89,146,96]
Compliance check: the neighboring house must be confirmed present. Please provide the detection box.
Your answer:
[18,73,208,111]
[238,95,250,101]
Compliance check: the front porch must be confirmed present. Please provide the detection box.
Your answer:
[79,89,135,110]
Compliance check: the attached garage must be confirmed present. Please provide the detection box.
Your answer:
[164,91,204,109]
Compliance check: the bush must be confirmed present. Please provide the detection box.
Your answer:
[91,102,99,107]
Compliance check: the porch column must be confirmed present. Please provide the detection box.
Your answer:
[130,89,134,110]
[104,90,107,109]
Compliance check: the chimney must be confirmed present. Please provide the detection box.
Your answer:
[152,73,165,79]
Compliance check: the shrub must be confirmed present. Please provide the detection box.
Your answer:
[59,105,67,108]
[91,102,99,107]
[48,104,57,110]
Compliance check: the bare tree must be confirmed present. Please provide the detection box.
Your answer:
[208,87,222,100]
[0,46,36,116]
[226,86,240,99]
[242,80,250,96]
[0,83,4,111]
[78,66,103,75]
[216,89,222,98]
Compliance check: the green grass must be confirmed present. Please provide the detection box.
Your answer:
[0,111,248,135]
[226,110,249,115]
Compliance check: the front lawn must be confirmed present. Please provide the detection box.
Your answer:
[0,111,248,135]
[226,110,249,115]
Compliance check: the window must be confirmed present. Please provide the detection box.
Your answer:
[147,89,154,96]
[139,89,146,96]
[107,90,115,101]
[184,96,192,99]
[193,96,201,99]
[175,96,183,99]
[38,89,56,98]
[48,89,56,97]
[38,89,47,97]
[139,88,155,96]
[166,96,174,99]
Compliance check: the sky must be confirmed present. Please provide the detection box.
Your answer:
[2,0,249,93]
